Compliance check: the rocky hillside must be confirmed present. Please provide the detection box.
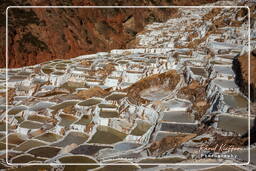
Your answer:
[0,0,218,68]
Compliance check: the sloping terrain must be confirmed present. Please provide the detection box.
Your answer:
[0,0,218,68]
[0,0,255,170]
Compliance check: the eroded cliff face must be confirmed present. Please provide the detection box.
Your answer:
[0,0,217,68]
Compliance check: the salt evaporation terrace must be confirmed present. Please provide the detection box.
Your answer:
[0,5,255,171]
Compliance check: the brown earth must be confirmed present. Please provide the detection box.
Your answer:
[208,133,246,152]
[76,86,108,100]
[0,0,218,68]
[124,70,180,104]
[149,133,197,156]
[178,81,210,120]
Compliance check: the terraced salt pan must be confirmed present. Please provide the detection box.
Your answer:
[161,111,195,123]
[217,114,253,135]
[1,4,251,167]
[140,86,172,101]
[88,125,127,144]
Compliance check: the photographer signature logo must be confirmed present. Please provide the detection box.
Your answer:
[199,144,244,159]
[200,144,243,153]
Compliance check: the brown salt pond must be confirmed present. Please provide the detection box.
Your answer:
[27,115,52,123]
[217,114,253,135]
[161,111,194,123]
[98,103,117,108]
[51,71,65,76]
[1,133,26,145]
[11,154,45,163]
[114,142,141,151]
[41,67,54,75]
[58,155,99,170]
[58,155,97,163]
[78,98,102,107]
[189,67,208,77]
[60,82,88,92]
[74,115,92,126]
[105,92,126,101]
[52,131,89,147]
[88,125,127,144]
[59,114,78,127]
[14,139,47,152]
[130,120,152,136]
[71,144,112,156]
[50,100,79,111]
[160,122,197,133]
[27,146,61,158]
[99,109,119,118]
[223,93,248,109]
[35,132,63,143]
[0,142,16,151]
[8,106,27,115]
[19,121,43,130]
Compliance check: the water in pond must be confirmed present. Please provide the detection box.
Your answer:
[88,125,127,144]
[140,87,171,101]
[0,122,6,131]
[8,76,27,82]
[27,115,50,123]
[99,109,119,118]
[35,132,63,143]
[27,146,61,158]
[160,122,197,133]
[3,134,25,145]
[19,121,43,129]
[71,144,112,156]
[223,93,248,108]
[59,114,77,127]
[59,155,97,163]
[74,115,92,125]
[30,101,56,111]
[55,67,67,71]
[52,71,65,76]
[217,114,253,135]
[8,106,27,115]
[50,101,79,111]
[42,68,54,74]
[52,132,89,147]
[154,132,187,141]
[130,120,151,136]
[163,99,191,110]
[58,156,98,170]
[78,98,102,106]
[0,142,16,150]
[161,111,194,123]
[14,140,47,152]
[105,93,126,101]
[61,81,88,92]
[114,142,141,151]
[98,103,117,108]
[190,67,207,77]
[11,154,45,163]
